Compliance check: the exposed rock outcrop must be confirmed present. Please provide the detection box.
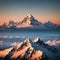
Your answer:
[0,38,60,60]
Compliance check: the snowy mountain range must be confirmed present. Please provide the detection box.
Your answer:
[0,13,60,29]
[0,38,60,60]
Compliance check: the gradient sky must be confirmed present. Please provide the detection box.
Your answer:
[0,0,60,25]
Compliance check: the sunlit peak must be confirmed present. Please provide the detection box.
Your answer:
[27,13,32,18]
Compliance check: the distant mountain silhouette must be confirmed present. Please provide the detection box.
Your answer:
[44,21,57,29]
[8,20,16,28]
[0,13,60,30]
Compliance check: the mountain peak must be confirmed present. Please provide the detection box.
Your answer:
[27,13,32,18]
[44,21,55,26]
[22,13,42,25]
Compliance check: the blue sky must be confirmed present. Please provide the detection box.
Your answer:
[0,0,60,25]
[0,0,60,15]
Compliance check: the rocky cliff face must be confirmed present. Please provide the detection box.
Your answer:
[0,38,60,60]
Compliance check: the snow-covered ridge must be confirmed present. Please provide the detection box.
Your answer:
[0,13,60,29]
[0,38,60,60]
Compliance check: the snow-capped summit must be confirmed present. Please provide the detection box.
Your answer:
[27,13,32,18]
[21,13,44,27]
[21,13,35,25]
[33,37,40,42]
[33,37,44,45]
